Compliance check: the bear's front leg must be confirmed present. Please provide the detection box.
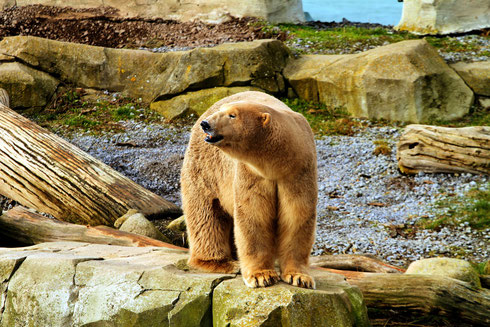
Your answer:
[234,171,279,288]
[277,179,317,289]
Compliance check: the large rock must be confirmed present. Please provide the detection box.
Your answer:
[395,0,490,35]
[406,257,481,289]
[0,242,369,326]
[0,36,289,106]
[450,61,490,96]
[0,61,59,110]
[150,86,263,120]
[284,39,474,123]
[1,1,305,23]
[213,272,370,326]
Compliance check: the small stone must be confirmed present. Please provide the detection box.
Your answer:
[119,212,171,243]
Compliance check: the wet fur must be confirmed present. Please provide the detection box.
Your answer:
[181,91,317,288]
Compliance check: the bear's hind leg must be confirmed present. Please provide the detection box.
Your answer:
[186,198,238,274]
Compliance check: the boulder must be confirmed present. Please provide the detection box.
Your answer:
[406,257,481,289]
[0,62,58,110]
[451,61,490,96]
[213,271,370,327]
[1,1,304,23]
[0,36,289,105]
[150,86,263,120]
[395,0,490,35]
[284,39,474,123]
[117,211,171,243]
[0,242,369,326]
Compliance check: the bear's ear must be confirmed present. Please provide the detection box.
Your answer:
[261,113,271,127]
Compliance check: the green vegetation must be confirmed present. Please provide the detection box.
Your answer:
[28,88,164,134]
[418,182,490,230]
[259,22,489,58]
[428,104,490,127]
[281,97,360,136]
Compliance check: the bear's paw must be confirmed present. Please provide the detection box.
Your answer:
[281,272,316,289]
[243,269,280,288]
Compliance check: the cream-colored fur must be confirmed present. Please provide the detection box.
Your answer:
[181,91,317,288]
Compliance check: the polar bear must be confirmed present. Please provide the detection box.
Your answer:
[181,91,317,288]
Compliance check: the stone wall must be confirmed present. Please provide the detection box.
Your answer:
[0,0,305,23]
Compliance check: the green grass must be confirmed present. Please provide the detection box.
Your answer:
[279,24,412,54]
[281,97,360,136]
[259,22,489,58]
[419,183,490,230]
[428,104,490,127]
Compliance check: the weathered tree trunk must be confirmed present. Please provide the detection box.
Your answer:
[0,206,186,250]
[0,92,181,226]
[397,124,490,175]
[319,268,490,326]
[310,254,404,273]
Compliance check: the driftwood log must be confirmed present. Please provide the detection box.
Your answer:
[310,254,404,273]
[320,268,490,326]
[0,206,185,250]
[397,124,490,175]
[0,90,181,226]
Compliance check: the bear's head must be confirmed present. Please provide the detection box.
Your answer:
[200,101,271,149]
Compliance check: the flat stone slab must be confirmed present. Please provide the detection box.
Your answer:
[0,242,370,326]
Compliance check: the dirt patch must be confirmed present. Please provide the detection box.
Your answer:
[0,5,283,49]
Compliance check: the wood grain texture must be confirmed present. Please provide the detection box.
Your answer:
[0,206,186,250]
[317,267,490,326]
[0,102,181,225]
[397,124,490,175]
[310,254,405,273]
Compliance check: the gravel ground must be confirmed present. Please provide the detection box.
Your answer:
[61,120,489,268]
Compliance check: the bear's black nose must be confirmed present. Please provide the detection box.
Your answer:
[201,120,211,132]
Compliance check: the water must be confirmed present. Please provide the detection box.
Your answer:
[302,0,404,26]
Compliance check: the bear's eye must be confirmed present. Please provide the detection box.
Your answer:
[228,114,236,119]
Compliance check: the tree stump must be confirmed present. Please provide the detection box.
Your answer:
[0,89,181,225]
[397,124,490,175]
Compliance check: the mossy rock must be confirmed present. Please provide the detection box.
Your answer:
[150,86,263,120]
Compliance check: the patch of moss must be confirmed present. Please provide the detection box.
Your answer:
[418,182,490,230]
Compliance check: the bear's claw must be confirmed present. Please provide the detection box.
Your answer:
[243,270,280,288]
[281,273,315,289]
